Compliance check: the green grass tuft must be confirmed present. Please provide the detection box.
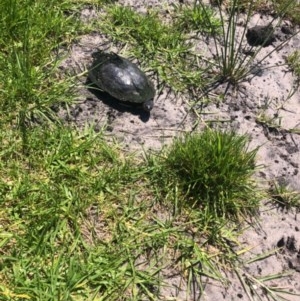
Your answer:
[161,130,259,218]
[287,50,300,82]
[101,6,187,58]
[0,0,81,131]
[173,2,222,35]
[268,181,300,210]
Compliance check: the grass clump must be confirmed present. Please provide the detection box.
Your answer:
[268,181,300,210]
[101,6,187,59]
[0,0,81,129]
[287,50,300,82]
[173,2,222,35]
[161,129,259,218]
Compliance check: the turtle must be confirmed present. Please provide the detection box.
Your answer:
[88,52,155,112]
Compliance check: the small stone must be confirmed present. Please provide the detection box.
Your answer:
[246,25,275,47]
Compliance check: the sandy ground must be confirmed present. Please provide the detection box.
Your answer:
[59,1,300,300]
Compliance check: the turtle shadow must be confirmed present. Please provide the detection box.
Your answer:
[85,78,151,123]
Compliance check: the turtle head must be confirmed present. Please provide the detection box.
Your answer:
[142,99,154,112]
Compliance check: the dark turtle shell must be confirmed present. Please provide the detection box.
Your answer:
[88,52,155,111]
